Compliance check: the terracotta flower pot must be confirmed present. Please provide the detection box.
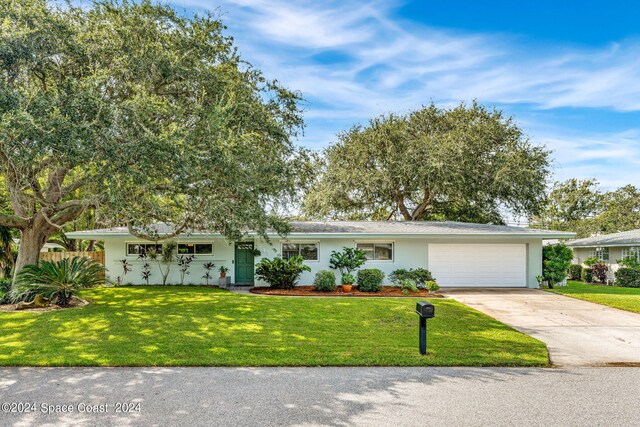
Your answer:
[220,272,227,278]
[342,284,353,292]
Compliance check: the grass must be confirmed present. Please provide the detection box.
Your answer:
[547,280,640,313]
[0,286,548,367]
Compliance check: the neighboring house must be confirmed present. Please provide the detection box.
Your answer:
[13,239,65,253]
[566,229,640,277]
[66,221,573,288]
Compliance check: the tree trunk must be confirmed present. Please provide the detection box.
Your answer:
[13,227,50,282]
[86,240,96,251]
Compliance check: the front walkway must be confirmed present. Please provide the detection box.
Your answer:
[442,288,640,367]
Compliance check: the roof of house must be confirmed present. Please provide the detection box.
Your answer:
[65,221,575,239]
[565,229,640,248]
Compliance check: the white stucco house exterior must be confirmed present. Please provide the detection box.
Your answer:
[66,221,573,288]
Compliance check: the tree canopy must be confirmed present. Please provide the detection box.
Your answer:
[533,179,640,237]
[0,0,310,273]
[303,102,550,223]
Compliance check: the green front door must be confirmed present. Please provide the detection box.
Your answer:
[234,242,255,285]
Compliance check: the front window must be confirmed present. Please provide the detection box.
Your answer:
[127,243,162,256]
[622,246,640,261]
[356,243,393,261]
[281,243,318,261]
[589,247,610,261]
[177,243,213,255]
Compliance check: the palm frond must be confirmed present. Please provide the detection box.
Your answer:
[12,257,106,306]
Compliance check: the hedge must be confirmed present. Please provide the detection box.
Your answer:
[614,268,640,288]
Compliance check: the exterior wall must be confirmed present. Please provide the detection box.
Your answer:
[571,246,628,280]
[103,237,235,285]
[102,236,545,288]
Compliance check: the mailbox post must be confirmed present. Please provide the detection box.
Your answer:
[415,301,435,355]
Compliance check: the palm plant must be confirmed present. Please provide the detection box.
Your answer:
[116,259,132,285]
[177,254,195,285]
[11,257,106,306]
[202,262,215,286]
[147,241,176,285]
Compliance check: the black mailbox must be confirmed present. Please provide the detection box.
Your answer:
[416,301,435,318]
[415,301,435,355]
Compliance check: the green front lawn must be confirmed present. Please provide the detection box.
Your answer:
[0,286,548,367]
[547,280,640,313]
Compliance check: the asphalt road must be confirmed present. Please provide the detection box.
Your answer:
[1,367,639,426]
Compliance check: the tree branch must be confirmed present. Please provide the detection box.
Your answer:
[44,167,68,204]
[60,176,89,198]
[48,204,87,228]
[411,189,432,220]
[396,193,412,220]
[0,212,29,229]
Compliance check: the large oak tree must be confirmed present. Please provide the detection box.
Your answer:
[0,0,310,275]
[304,102,550,223]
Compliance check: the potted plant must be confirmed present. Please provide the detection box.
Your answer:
[219,266,229,278]
[329,247,367,292]
[341,273,356,292]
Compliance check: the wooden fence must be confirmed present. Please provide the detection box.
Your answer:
[39,251,105,266]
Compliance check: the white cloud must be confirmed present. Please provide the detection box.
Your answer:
[540,130,640,188]
[175,0,640,185]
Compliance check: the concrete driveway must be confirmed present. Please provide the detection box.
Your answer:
[442,289,640,367]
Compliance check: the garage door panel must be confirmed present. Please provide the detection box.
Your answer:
[428,244,526,287]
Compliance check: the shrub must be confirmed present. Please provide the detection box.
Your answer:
[400,279,418,295]
[618,256,640,270]
[581,267,593,283]
[425,281,440,292]
[329,247,367,276]
[341,273,355,285]
[583,257,601,267]
[255,256,311,290]
[313,270,336,292]
[389,268,435,288]
[614,268,640,288]
[591,263,609,283]
[542,244,573,289]
[11,257,105,306]
[568,264,583,281]
[357,269,384,292]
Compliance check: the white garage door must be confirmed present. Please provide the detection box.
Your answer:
[428,244,527,287]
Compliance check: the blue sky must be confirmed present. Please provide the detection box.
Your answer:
[173,0,640,189]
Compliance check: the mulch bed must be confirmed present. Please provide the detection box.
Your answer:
[250,286,443,298]
[0,297,89,312]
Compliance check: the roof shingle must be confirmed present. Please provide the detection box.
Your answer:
[65,220,574,238]
[566,229,640,247]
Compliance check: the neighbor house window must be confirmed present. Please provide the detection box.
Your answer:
[622,247,640,261]
[127,243,162,256]
[281,243,318,261]
[589,247,610,261]
[356,243,393,261]
[177,243,213,255]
